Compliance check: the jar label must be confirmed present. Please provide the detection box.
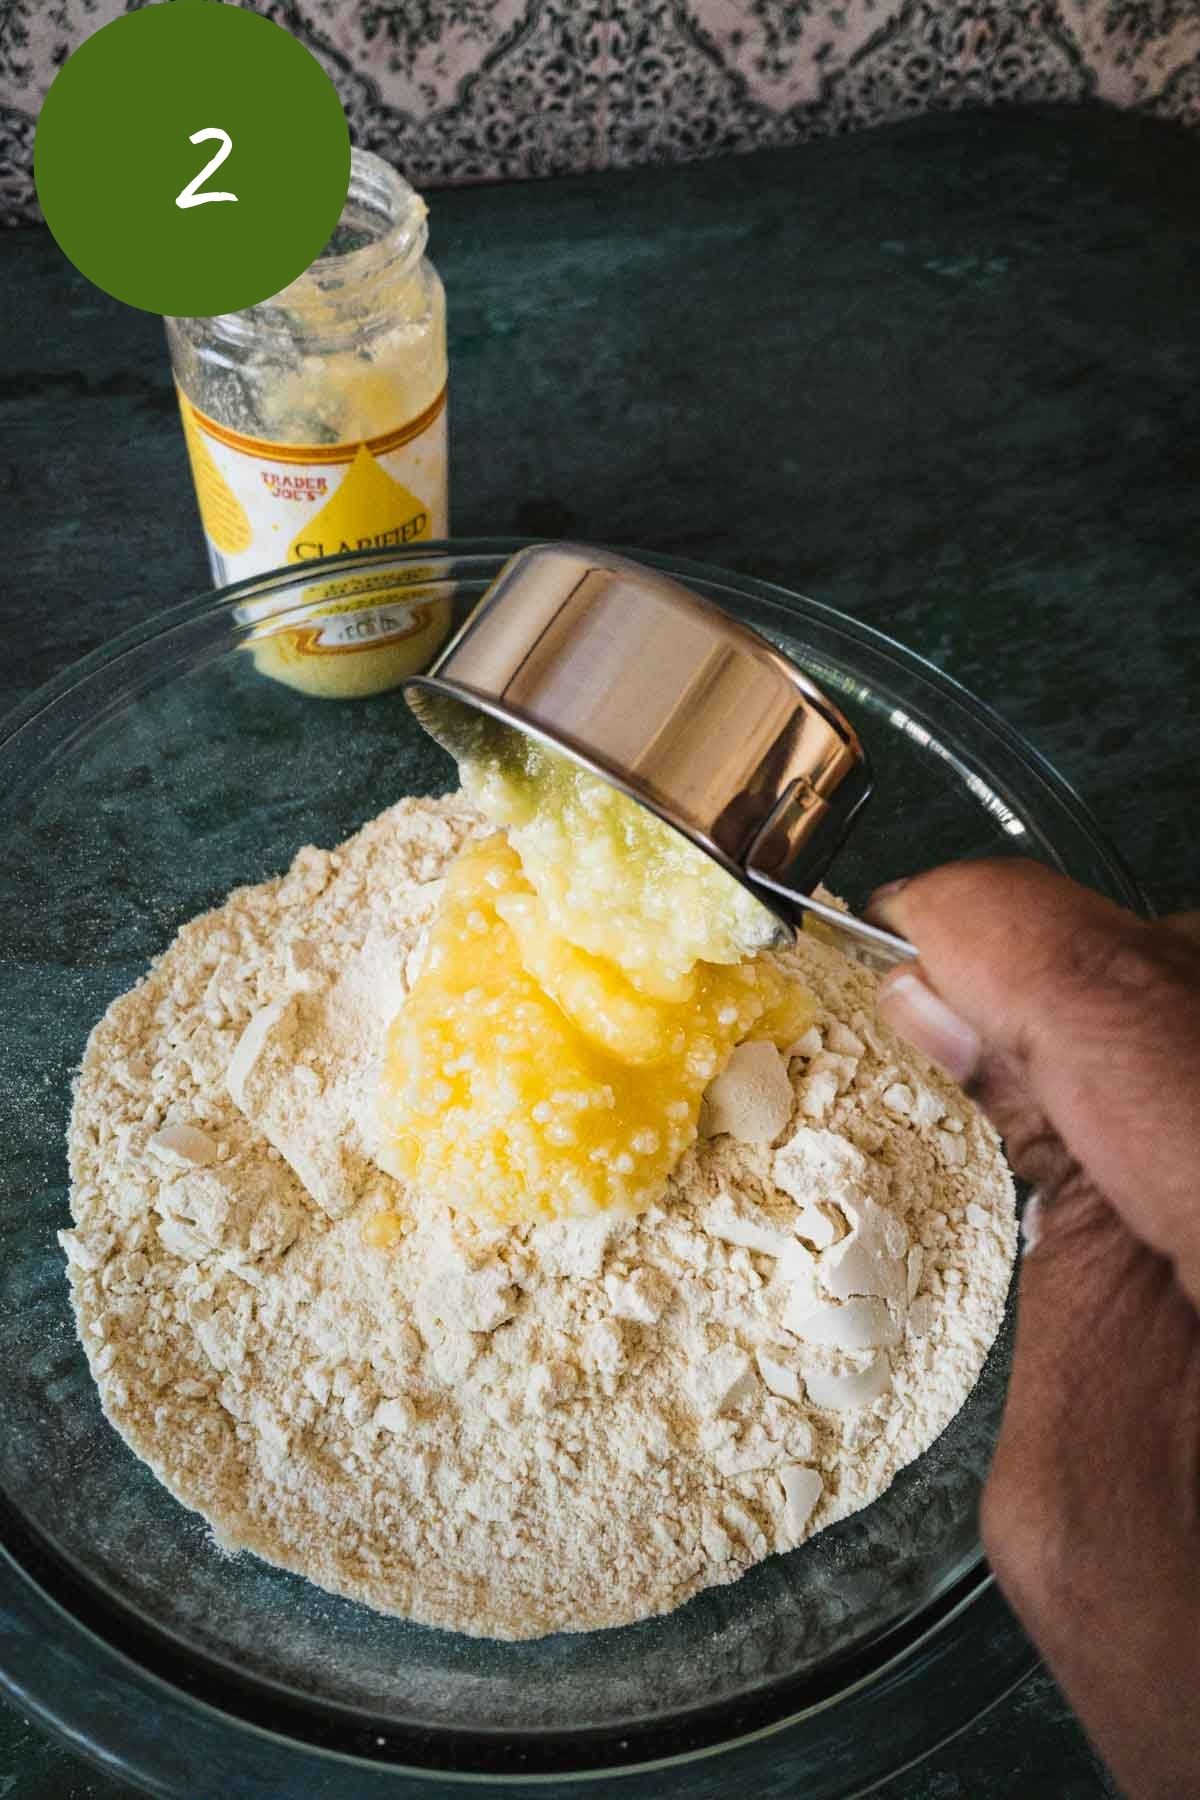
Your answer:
[177,386,451,698]
[178,385,448,587]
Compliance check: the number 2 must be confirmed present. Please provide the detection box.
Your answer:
[175,128,237,210]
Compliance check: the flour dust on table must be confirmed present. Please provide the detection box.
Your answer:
[62,796,1016,1640]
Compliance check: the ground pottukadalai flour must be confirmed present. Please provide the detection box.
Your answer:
[63,795,1015,1640]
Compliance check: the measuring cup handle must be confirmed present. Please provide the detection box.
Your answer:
[745,867,918,974]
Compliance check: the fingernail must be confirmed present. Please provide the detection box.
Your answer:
[864,877,909,923]
[877,968,981,1084]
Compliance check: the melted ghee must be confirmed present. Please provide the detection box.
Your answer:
[460,740,780,994]
[377,815,816,1224]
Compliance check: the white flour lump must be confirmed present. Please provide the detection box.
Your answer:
[62,794,1017,1641]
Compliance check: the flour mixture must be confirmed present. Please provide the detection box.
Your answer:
[63,794,1016,1640]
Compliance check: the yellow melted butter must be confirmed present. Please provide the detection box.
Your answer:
[461,739,780,994]
[378,752,817,1224]
[378,835,813,1221]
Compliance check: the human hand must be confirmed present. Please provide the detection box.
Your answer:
[867,861,1200,1800]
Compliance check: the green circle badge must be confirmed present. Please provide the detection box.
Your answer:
[34,3,350,317]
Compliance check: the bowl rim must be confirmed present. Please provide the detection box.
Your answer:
[0,538,1138,1784]
[0,535,1156,925]
[0,1523,1037,1792]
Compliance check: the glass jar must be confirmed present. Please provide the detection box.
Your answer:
[166,149,450,698]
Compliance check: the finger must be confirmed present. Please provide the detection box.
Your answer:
[983,1176,1200,1799]
[1163,910,1200,946]
[867,860,1200,1307]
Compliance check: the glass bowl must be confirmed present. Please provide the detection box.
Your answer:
[0,542,1141,1797]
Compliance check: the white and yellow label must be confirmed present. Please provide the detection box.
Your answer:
[178,387,451,698]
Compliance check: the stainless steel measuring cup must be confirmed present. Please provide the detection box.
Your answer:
[404,543,916,971]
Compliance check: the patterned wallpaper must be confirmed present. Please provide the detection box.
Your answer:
[3,1,1199,224]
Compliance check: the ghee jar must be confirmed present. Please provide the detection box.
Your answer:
[166,149,450,698]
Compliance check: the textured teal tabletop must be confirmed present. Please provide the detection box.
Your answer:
[3,103,1197,1797]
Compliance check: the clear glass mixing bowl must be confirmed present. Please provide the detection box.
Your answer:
[0,543,1142,1797]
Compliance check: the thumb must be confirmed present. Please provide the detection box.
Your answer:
[867,860,1200,1308]
[980,1165,1200,1800]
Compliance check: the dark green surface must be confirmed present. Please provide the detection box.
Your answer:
[3,102,1197,1796]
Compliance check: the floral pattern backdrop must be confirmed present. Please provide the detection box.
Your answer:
[3,1,1199,224]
